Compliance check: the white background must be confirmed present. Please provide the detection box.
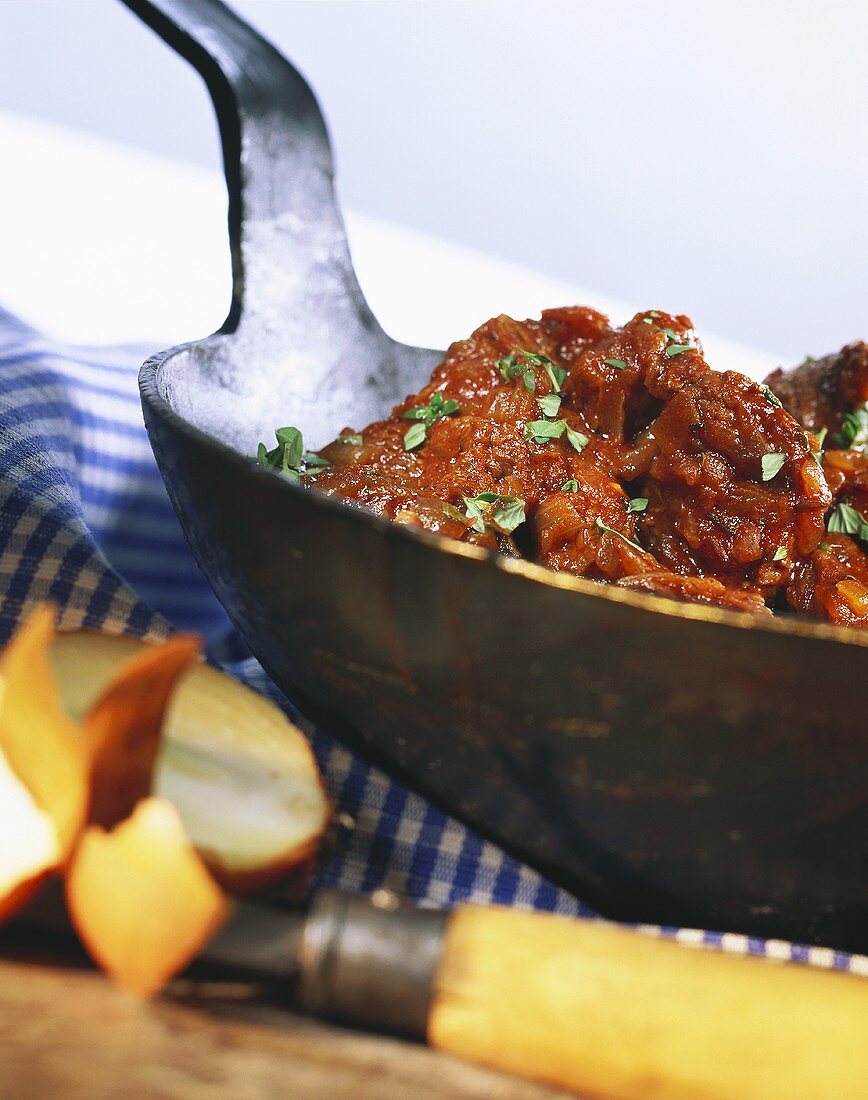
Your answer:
[1,0,866,361]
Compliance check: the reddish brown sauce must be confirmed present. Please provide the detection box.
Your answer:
[300,307,868,628]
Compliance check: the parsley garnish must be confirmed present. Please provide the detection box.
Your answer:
[562,480,579,493]
[627,497,648,514]
[525,418,589,453]
[525,419,566,444]
[496,352,534,391]
[497,349,566,395]
[808,427,826,466]
[664,344,693,358]
[761,452,786,481]
[595,518,644,553]
[604,357,628,370]
[403,392,460,425]
[537,394,562,418]
[832,404,868,451]
[827,503,868,544]
[565,424,589,453]
[762,386,783,409]
[401,392,460,450]
[641,317,654,325]
[517,350,550,368]
[337,432,363,445]
[463,492,526,535]
[772,546,788,561]
[255,426,330,481]
[542,360,568,392]
[403,422,427,451]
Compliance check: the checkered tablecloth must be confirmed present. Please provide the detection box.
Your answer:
[1,304,864,976]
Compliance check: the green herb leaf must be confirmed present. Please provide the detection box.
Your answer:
[491,498,527,534]
[298,452,331,478]
[772,546,788,561]
[275,426,304,469]
[402,392,461,432]
[525,419,567,444]
[761,452,786,481]
[808,427,826,466]
[537,394,562,418]
[648,310,660,318]
[565,424,589,453]
[517,350,549,367]
[595,518,644,553]
[462,496,486,534]
[562,479,579,493]
[256,426,328,479]
[462,493,526,535]
[827,502,868,543]
[604,358,628,371]
[659,327,682,342]
[543,362,568,393]
[641,317,654,325]
[337,433,364,445]
[832,404,868,451]
[664,344,693,358]
[403,422,427,451]
[627,497,648,514]
[496,349,552,393]
[762,386,783,409]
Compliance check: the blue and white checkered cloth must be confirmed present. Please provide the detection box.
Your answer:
[1,305,864,976]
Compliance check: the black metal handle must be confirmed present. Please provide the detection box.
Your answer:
[120,0,382,345]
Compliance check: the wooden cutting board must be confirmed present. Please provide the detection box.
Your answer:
[0,930,569,1100]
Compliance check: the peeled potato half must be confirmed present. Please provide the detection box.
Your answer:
[50,633,330,892]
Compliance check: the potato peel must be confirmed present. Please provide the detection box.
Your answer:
[84,634,200,829]
[50,631,331,893]
[0,606,88,862]
[66,797,231,997]
[0,738,62,923]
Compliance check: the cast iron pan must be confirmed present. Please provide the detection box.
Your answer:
[124,0,868,951]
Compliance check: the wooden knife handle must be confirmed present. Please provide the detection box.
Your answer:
[428,905,868,1099]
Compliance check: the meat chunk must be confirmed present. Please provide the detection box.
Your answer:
[787,533,868,628]
[764,343,868,437]
[560,311,831,579]
[617,571,772,615]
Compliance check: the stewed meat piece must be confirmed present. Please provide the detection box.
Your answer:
[762,341,868,626]
[764,343,868,438]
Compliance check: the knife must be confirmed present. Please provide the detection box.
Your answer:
[22,884,867,1098]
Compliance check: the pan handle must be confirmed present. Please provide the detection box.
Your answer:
[120,0,384,345]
